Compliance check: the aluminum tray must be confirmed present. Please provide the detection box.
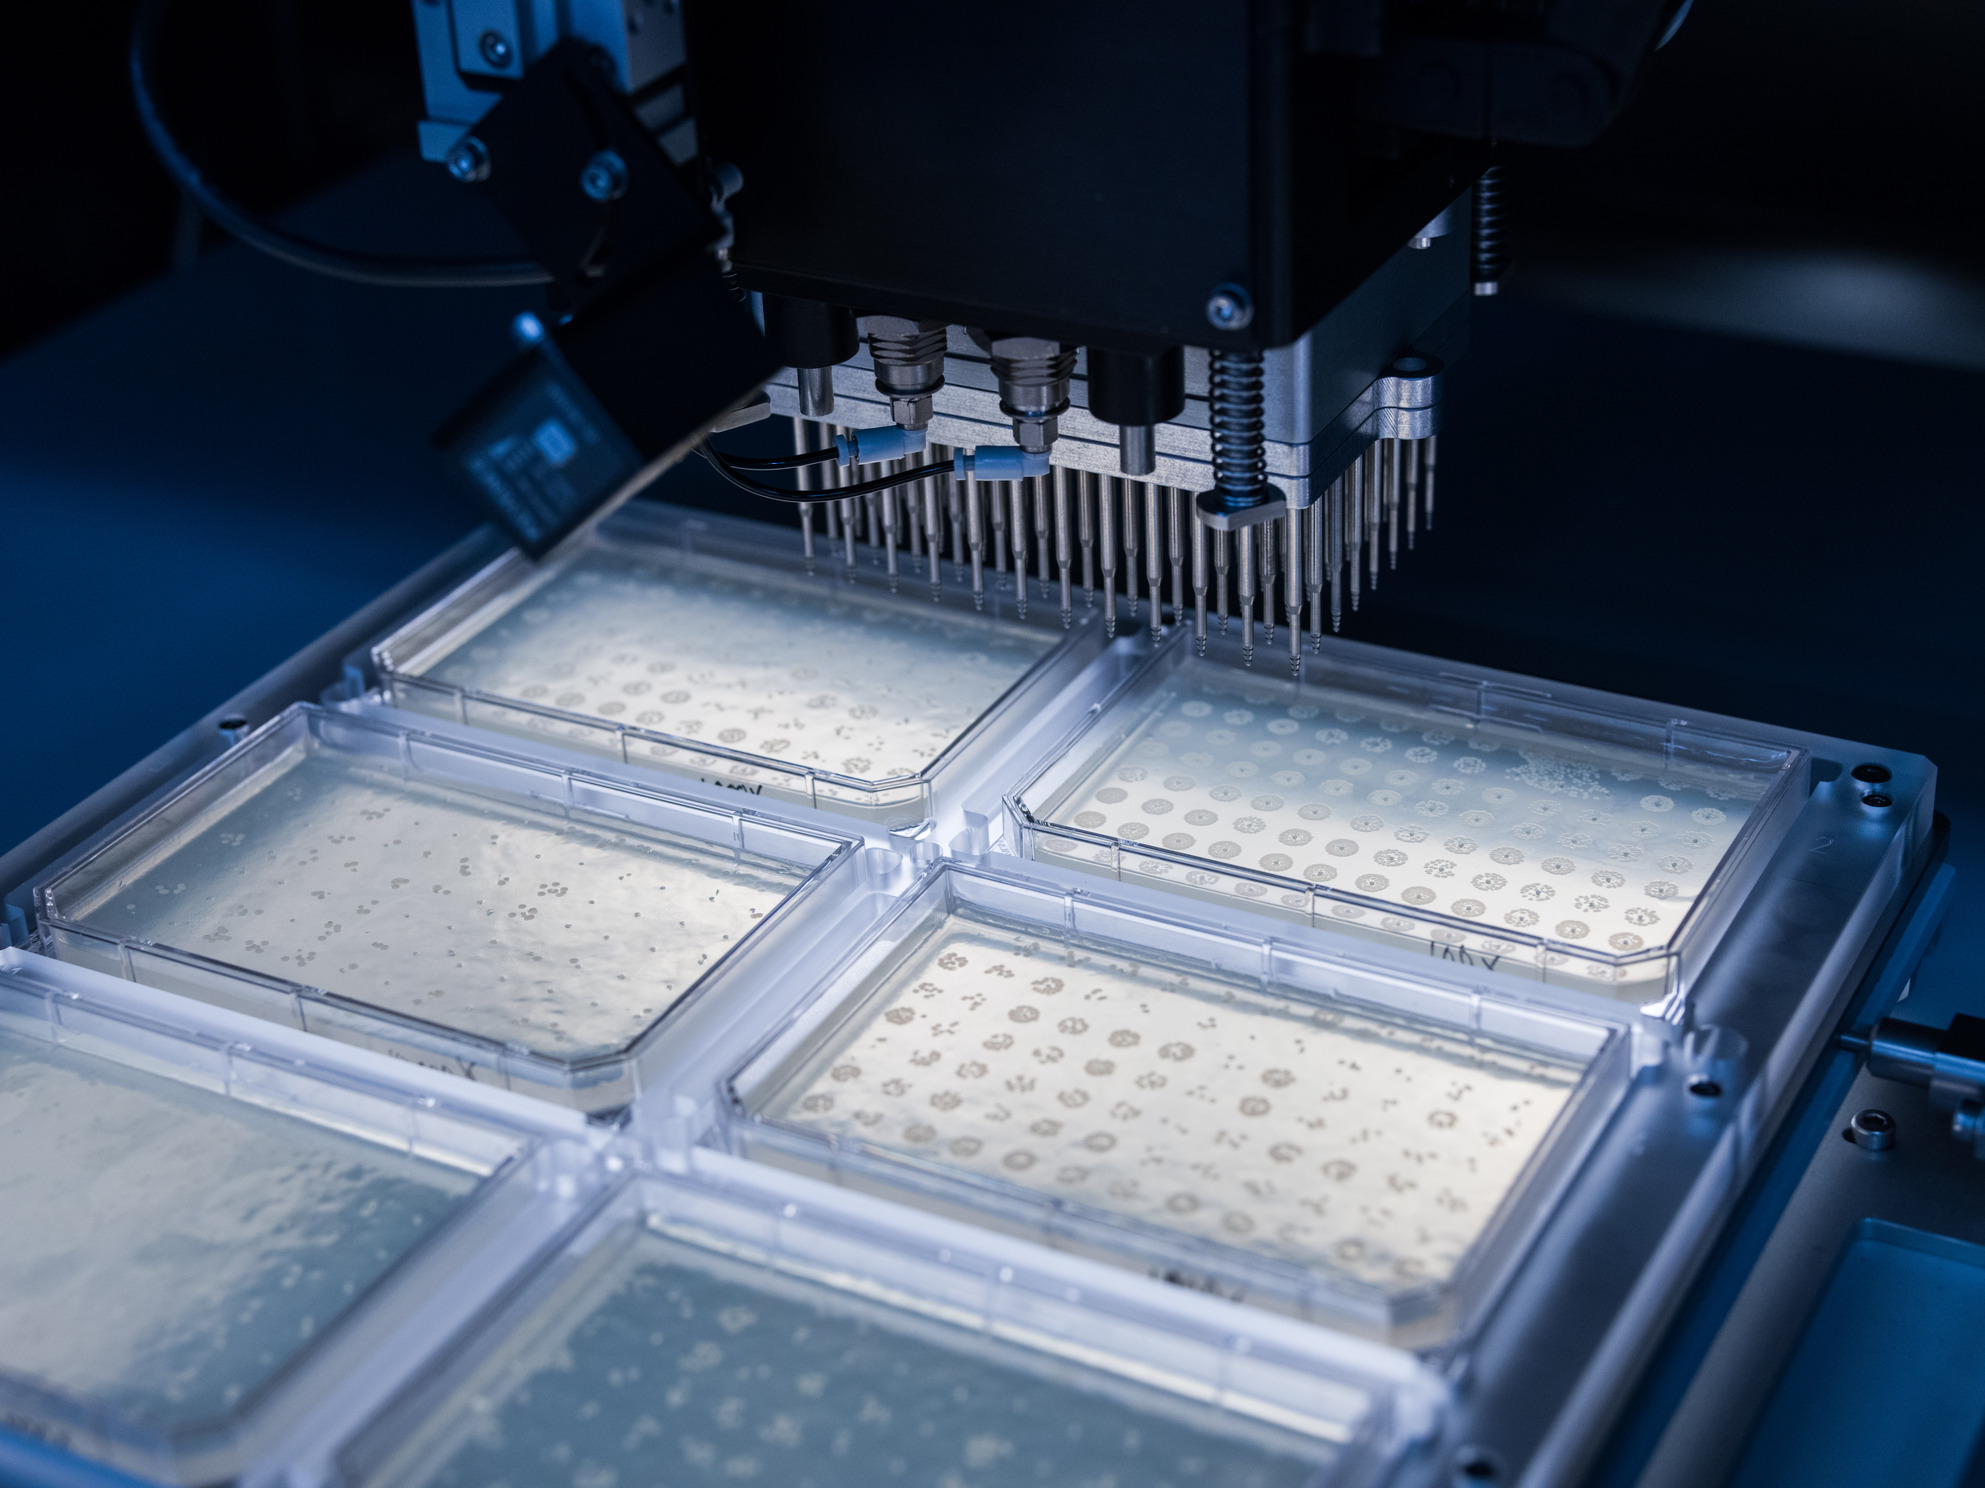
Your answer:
[717,862,1625,1345]
[371,501,1112,828]
[33,705,866,1113]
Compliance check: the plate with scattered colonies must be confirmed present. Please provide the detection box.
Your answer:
[341,1219,1350,1488]
[0,950,553,1485]
[36,706,856,1112]
[1013,647,1801,1000]
[722,864,1620,1340]
[375,502,1094,824]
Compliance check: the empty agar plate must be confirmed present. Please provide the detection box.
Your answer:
[375,504,1089,822]
[37,707,854,1110]
[1014,649,1799,997]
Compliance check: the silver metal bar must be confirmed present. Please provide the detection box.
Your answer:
[1328,474,1344,633]
[965,474,986,609]
[1424,433,1438,530]
[1191,510,1208,654]
[883,464,901,588]
[1405,438,1420,549]
[924,480,943,600]
[1306,496,1323,652]
[1347,453,1363,613]
[1099,477,1119,637]
[1237,525,1257,666]
[991,480,1008,575]
[1009,481,1029,618]
[1122,480,1141,623]
[1286,507,1303,671]
[793,418,816,569]
[1363,445,1380,591]
[1144,483,1163,641]
[1078,470,1096,603]
[1167,488,1184,633]
[1054,468,1073,627]
[1384,438,1399,572]
[1033,477,1051,599]
[945,449,964,569]
[1260,513,1277,644]
[1214,528,1230,631]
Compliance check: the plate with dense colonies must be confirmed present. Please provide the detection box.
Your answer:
[37,707,854,1110]
[1014,648,1799,999]
[723,865,1620,1339]
[375,504,1092,822]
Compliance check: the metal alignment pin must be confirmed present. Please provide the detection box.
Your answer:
[1079,470,1096,604]
[1099,476,1119,637]
[1424,433,1438,530]
[1405,437,1420,550]
[1191,510,1209,654]
[1285,504,1304,672]
[1144,483,1163,641]
[965,470,986,610]
[991,479,1009,577]
[1347,452,1363,612]
[882,462,901,590]
[1214,527,1230,631]
[945,452,965,570]
[1054,467,1073,627]
[1033,476,1051,601]
[1159,486,1175,630]
[1009,480,1029,619]
[1306,497,1324,652]
[1364,444,1380,591]
[1260,514,1277,645]
[1122,479,1141,623]
[1384,437,1400,572]
[794,417,817,570]
[1328,471,1344,633]
[924,466,943,600]
[1237,525,1257,665]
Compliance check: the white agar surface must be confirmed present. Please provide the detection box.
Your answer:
[0,1024,475,1430]
[75,750,805,1060]
[420,546,1057,784]
[1036,659,1766,962]
[754,915,1584,1296]
[389,1227,1328,1488]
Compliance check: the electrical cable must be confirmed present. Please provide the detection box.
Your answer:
[129,0,552,288]
[697,445,954,505]
[706,446,842,471]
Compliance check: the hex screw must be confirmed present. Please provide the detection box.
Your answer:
[479,30,514,67]
[1844,1108,1895,1150]
[444,136,490,183]
[1205,284,1253,331]
[580,150,630,203]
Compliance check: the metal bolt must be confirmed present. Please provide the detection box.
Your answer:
[1845,1108,1895,1150]
[580,150,630,203]
[478,30,514,67]
[443,135,490,183]
[1205,284,1254,331]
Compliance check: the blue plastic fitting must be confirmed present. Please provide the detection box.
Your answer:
[957,447,1051,481]
[835,426,929,465]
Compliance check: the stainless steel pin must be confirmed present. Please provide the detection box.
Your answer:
[1099,476,1119,637]
[965,475,986,609]
[1079,470,1096,603]
[1033,477,1051,600]
[1286,506,1303,672]
[1009,481,1029,619]
[1054,467,1073,627]
[924,480,942,599]
[1384,439,1399,572]
[1306,496,1323,652]
[1144,483,1162,641]
[1405,439,1419,549]
[944,451,964,570]
[1238,526,1257,666]
[1423,434,1438,531]
[1191,510,1208,654]
[883,464,901,590]
[907,473,923,555]
[793,418,816,569]
[1347,456,1363,613]
[991,481,1008,576]
[1122,480,1141,623]
[1167,487,1184,632]
[1363,445,1380,591]
[1328,473,1344,633]
[1214,528,1230,631]
[1260,516,1277,645]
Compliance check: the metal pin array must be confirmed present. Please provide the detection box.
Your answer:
[776,421,1440,655]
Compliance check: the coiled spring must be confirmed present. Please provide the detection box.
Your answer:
[1207,348,1267,501]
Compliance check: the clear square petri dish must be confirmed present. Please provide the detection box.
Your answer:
[35,705,859,1113]
[372,501,1106,827]
[720,864,1624,1344]
[337,1169,1421,1488]
[1010,642,1804,1002]
[0,948,573,1485]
